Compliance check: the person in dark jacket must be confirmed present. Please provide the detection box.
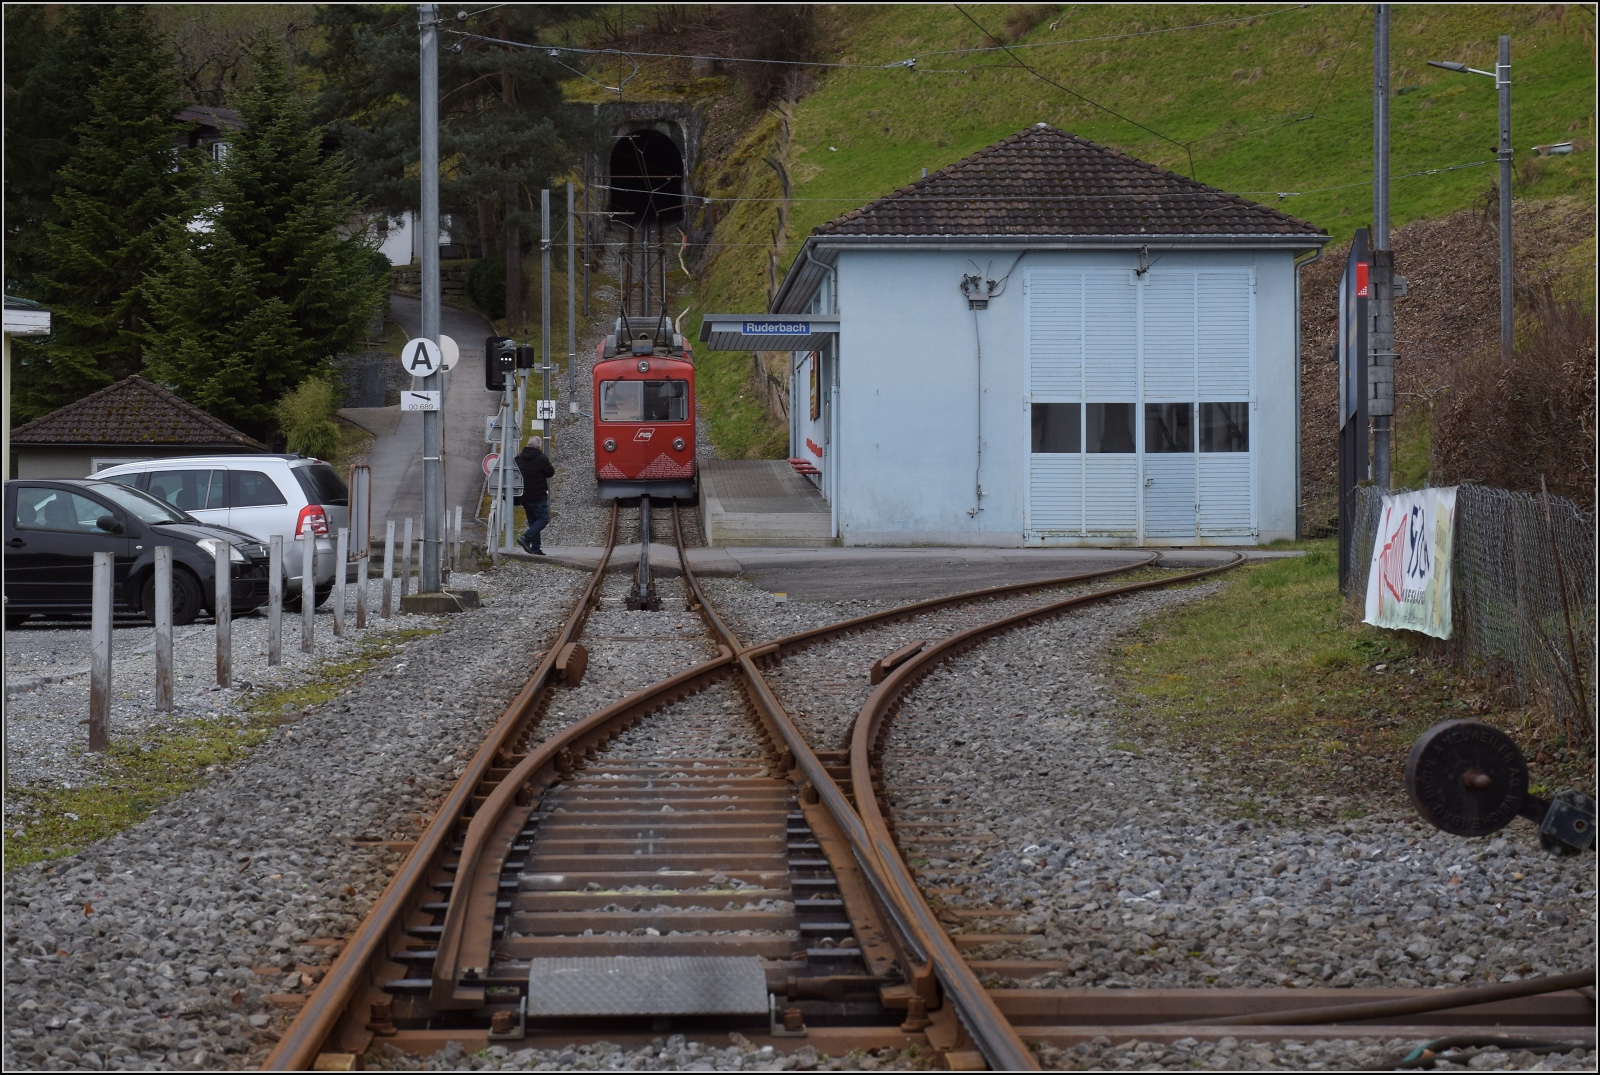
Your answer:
[514,436,555,554]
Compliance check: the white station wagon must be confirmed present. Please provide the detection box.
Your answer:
[93,455,356,605]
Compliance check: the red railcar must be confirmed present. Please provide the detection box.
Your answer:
[593,317,697,501]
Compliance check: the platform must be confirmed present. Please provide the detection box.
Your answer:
[699,460,833,547]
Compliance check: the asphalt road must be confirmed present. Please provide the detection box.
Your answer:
[366,294,500,541]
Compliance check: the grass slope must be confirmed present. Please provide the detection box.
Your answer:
[679,4,1592,456]
[784,4,1594,248]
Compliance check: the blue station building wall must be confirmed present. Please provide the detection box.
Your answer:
[788,246,1303,546]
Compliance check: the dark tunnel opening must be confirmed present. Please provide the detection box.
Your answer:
[609,129,684,224]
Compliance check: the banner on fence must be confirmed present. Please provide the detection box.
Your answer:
[1364,487,1457,638]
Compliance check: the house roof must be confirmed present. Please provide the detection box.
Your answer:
[10,376,267,450]
[811,123,1327,240]
[175,105,243,132]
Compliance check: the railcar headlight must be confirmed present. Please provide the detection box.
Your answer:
[603,438,616,452]
[672,437,686,451]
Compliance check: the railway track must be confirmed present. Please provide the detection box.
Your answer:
[265,513,1594,1070]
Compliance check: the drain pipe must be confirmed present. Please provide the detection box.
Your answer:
[1293,246,1323,541]
[967,307,985,517]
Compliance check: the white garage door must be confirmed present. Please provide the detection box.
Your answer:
[1024,268,1255,542]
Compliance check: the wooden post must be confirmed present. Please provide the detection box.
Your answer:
[400,516,414,601]
[268,536,283,666]
[381,519,395,618]
[356,553,369,629]
[332,527,348,637]
[89,551,112,752]
[154,546,173,712]
[214,543,232,688]
[301,531,315,653]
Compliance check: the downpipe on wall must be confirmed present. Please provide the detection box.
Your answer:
[961,272,996,517]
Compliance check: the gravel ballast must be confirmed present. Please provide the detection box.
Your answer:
[870,585,1596,1070]
[2,561,591,1071]
[5,532,1592,1071]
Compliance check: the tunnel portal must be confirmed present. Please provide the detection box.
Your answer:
[609,128,684,223]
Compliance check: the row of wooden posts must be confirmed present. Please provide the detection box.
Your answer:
[85,508,465,752]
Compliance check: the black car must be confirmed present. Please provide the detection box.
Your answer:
[5,479,271,628]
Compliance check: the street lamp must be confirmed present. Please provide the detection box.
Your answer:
[1428,36,1512,362]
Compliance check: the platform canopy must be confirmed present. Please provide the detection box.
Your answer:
[698,313,839,352]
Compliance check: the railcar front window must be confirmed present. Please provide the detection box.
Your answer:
[599,380,687,422]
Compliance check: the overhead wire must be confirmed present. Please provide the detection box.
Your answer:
[440,4,1308,74]
[951,4,1197,178]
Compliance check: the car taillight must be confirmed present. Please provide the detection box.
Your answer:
[296,504,329,536]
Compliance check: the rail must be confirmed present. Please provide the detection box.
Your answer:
[847,554,1245,1068]
[264,504,620,1070]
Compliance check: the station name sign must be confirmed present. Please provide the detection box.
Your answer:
[741,320,809,335]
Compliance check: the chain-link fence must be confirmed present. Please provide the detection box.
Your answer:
[1350,483,1596,741]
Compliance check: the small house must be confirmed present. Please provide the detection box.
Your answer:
[747,124,1329,546]
[9,375,266,479]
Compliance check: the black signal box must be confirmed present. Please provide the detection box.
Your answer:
[485,336,516,390]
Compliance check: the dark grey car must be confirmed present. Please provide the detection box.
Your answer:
[5,479,271,627]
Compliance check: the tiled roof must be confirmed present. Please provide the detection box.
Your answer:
[812,124,1326,239]
[10,376,267,449]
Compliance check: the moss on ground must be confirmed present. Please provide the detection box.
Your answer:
[1109,539,1591,818]
[3,627,438,870]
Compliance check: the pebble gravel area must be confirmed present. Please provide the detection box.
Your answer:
[1,560,592,1071]
[872,585,1595,1071]
[3,580,484,814]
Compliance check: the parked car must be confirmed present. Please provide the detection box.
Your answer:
[5,479,271,627]
[92,455,357,606]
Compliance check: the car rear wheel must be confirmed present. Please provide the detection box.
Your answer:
[285,584,334,610]
[142,567,203,627]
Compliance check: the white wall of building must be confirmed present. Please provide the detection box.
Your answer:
[790,246,1301,546]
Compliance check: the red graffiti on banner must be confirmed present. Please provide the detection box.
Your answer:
[1377,507,1406,604]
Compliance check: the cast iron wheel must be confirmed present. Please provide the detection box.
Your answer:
[142,567,203,627]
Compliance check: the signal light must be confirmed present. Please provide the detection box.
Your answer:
[516,345,536,370]
[485,336,515,390]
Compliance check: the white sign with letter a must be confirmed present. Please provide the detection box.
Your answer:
[401,338,444,378]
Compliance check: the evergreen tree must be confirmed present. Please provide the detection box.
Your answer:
[9,6,196,421]
[143,48,389,435]
[307,5,598,326]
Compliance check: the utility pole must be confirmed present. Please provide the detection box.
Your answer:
[1496,35,1513,362]
[418,3,444,590]
[567,181,577,400]
[540,189,557,461]
[1369,3,1395,491]
[1428,37,1514,362]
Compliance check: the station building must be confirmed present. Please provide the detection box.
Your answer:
[702,124,1329,546]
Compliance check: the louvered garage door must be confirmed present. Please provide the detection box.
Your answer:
[1195,272,1255,536]
[1025,268,1255,542]
[1025,272,1085,534]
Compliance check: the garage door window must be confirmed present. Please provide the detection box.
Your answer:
[1086,403,1136,453]
[1030,403,1080,453]
[1199,402,1250,452]
[1145,403,1194,453]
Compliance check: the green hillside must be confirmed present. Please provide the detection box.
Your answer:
[578,4,1596,457]
[782,4,1593,245]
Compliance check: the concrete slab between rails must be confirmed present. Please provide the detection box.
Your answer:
[532,545,743,577]
[523,544,1298,601]
[398,588,481,614]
